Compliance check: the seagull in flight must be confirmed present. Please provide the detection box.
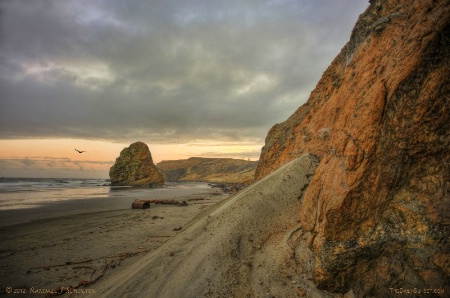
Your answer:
[75,149,86,153]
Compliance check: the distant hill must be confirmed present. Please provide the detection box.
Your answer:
[156,157,258,184]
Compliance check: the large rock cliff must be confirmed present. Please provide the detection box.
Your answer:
[109,142,164,187]
[157,157,257,184]
[256,0,449,296]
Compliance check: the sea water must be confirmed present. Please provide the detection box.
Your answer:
[0,178,111,210]
[0,178,210,210]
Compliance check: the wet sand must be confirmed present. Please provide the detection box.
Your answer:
[0,183,220,228]
[0,186,229,296]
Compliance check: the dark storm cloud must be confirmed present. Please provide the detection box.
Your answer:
[0,0,368,143]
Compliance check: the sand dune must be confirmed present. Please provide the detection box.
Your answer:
[94,154,320,297]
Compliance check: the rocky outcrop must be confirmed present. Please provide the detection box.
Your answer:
[256,0,449,296]
[109,142,164,187]
[157,157,257,184]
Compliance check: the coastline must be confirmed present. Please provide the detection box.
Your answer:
[0,185,229,296]
[0,182,216,228]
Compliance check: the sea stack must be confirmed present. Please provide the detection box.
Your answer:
[109,142,164,187]
[256,0,449,296]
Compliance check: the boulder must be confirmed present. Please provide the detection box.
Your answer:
[109,142,164,187]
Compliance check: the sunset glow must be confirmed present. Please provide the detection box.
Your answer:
[0,139,262,178]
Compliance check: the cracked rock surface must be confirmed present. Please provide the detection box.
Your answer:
[256,0,449,296]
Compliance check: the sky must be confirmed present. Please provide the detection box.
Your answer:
[0,0,368,178]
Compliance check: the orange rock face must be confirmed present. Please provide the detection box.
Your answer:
[109,142,164,187]
[256,0,449,296]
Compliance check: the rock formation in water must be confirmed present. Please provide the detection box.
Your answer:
[109,142,164,187]
[157,157,257,184]
[256,0,449,296]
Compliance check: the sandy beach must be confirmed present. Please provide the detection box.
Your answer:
[0,185,229,297]
[90,155,327,298]
[1,155,357,298]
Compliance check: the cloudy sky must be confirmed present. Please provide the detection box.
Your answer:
[0,0,368,178]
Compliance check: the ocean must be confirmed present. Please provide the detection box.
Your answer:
[0,178,112,210]
[0,177,211,211]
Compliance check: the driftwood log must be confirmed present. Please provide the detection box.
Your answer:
[131,201,151,209]
[131,199,188,209]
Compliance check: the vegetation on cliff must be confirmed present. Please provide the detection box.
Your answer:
[157,157,257,184]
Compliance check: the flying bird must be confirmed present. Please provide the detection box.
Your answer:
[75,149,86,153]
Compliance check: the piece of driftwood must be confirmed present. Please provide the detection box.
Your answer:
[31,259,93,269]
[131,200,150,209]
[131,199,188,209]
[187,197,205,201]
